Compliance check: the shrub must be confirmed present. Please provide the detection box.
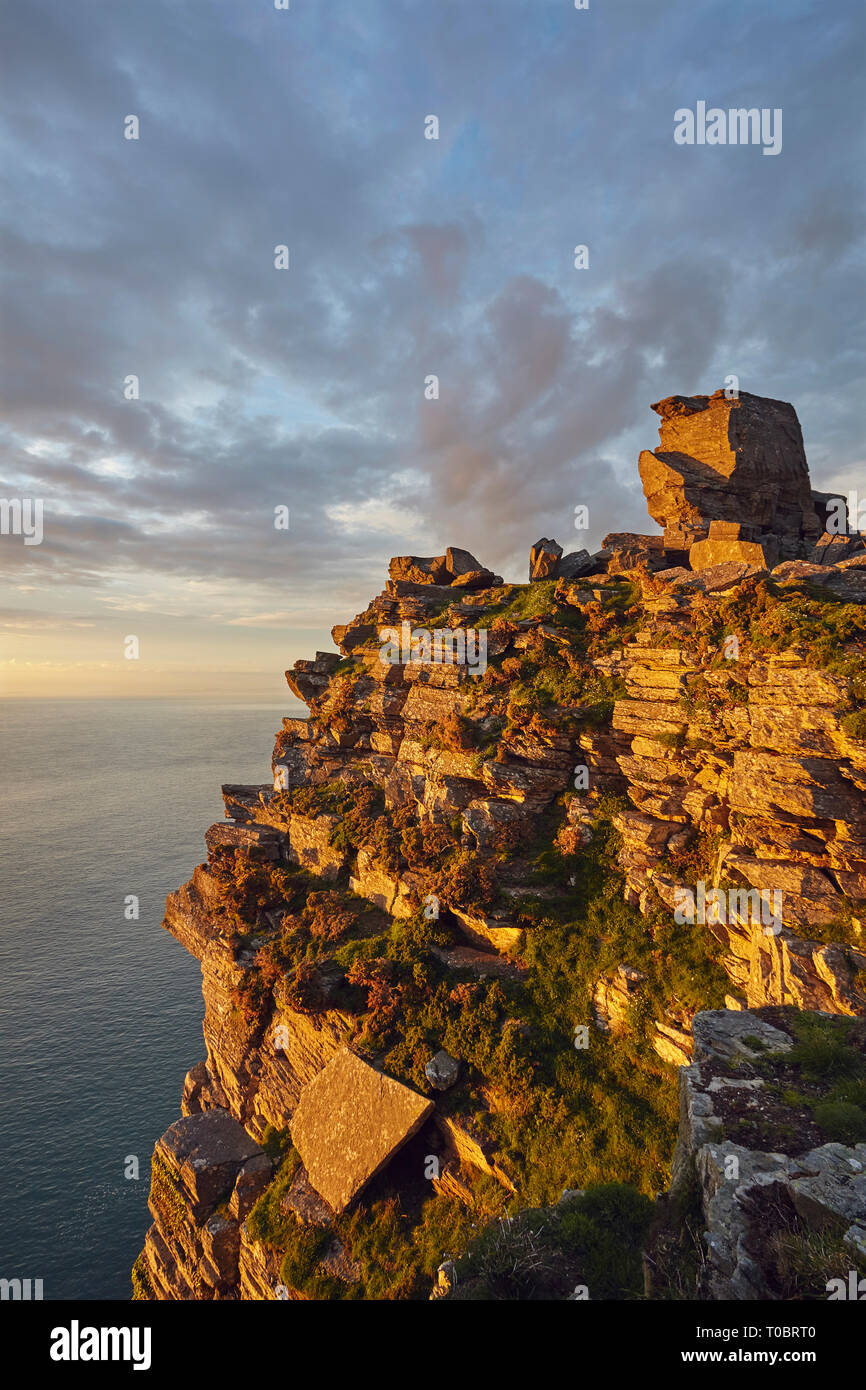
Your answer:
[784,1014,863,1082]
[842,708,866,740]
[453,1183,654,1300]
[811,1100,866,1144]
[463,1212,551,1299]
[556,1184,655,1299]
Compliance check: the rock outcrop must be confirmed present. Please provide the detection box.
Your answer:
[133,1111,272,1301]
[389,546,501,591]
[438,1006,866,1301]
[135,387,866,1301]
[654,1007,866,1300]
[638,391,821,559]
[608,632,866,1015]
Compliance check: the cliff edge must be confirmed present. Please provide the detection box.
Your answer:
[134,390,866,1301]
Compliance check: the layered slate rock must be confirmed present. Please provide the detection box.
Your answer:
[664,1009,866,1300]
[285,651,342,705]
[601,532,679,574]
[638,391,821,555]
[389,554,450,585]
[609,631,866,1014]
[138,1110,272,1299]
[290,1049,434,1213]
[157,1111,266,1219]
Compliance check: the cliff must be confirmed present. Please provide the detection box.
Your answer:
[133,390,866,1301]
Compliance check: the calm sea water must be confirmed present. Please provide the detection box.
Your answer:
[0,698,302,1300]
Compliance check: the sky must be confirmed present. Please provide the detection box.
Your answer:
[1,0,864,698]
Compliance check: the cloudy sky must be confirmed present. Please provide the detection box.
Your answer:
[1,0,863,697]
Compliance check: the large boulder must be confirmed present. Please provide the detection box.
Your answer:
[425,1049,461,1091]
[809,532,864,565]
[601,532,686,574]
[557,548,594,579]
[154,1110,268,1223]
[638,391,821,544]
[389,555,449,585]
[529,537,562,581]
[290,1049,434,1213]
[445,546,500,587]
[285,651,342,705]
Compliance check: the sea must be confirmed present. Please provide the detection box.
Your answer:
[0,698,303,1300]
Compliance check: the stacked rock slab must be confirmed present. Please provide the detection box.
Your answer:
[389,546,502,590]
[638,390,822,569]
[606,608,866,1015]
[137,1110,272,1300]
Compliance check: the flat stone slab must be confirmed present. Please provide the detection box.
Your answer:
[650,565,694,587]
[290,1050,434,1213]
[161,1109,264,1171]
[692,1009,793,1062]
[686,561,766,593]
[771,560,832,585]
[690,537,776,572]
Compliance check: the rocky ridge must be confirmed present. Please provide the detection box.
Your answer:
[134,390,866,1301]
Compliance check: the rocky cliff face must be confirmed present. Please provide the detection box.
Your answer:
[134,391,866,1301]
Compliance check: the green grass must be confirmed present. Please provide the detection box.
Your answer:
[474,581,560,626]
[754,1012,866,1145]
[246,1150,507,1300]
[452,1184,654,1300]
[246,1149,302,1248]
[811,1100,866,1144]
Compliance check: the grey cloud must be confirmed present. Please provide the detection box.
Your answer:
[1,0,863,635]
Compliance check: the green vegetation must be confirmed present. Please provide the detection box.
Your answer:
[229,788,729,1298]
[215,691,732,1299]
[767,1224,866,1299]
[130,1253,154,1301]
[259,1124,294,1162]
[642,1168,706,1300]
[148,1154,187,1240]
[745,1181,866,1300]
[811,1100,866,1144]
[247,1147,509,1300]
[743,1011,866,1147]
[451,1184,654,1300]
[198,567,866,1301]
[842,707,866,739]
[502,817,727,1204]
[685,576,866,732]
[473,580,561,626]
[339,1186,502,1300]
